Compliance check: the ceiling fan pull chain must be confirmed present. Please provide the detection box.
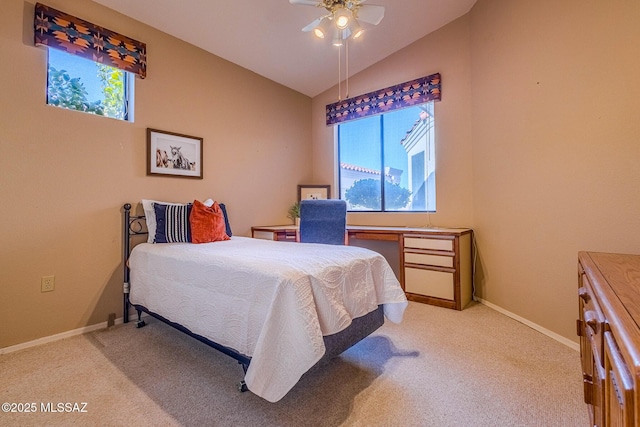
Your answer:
[338,44,342,101]
[345,38,349,99]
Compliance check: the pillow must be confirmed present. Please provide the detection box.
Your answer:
[203,199,233,237]
[190,200,230,243]
[141,199,185,243]
[154,203,192,243]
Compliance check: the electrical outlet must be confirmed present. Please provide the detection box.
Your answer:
[41,275,55,292]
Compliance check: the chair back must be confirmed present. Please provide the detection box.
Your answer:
[299,199,347,245]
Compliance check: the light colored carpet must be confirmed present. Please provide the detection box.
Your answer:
[0,302,588,426]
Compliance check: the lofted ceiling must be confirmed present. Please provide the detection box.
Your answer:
[92,0,477,97]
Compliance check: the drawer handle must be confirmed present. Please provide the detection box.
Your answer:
[584,311,599,333]
[578,287,590,302]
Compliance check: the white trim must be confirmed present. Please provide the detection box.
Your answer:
[0,314,144,355]
[476,298,579,352]
[2,302,579,355]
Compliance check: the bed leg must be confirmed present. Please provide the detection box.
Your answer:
[135,308,146,328]
[238,361,249,392]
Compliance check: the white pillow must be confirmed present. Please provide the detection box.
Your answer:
[141,199,185,243]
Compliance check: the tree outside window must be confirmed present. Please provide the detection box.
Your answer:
[46,48,131,121]
[338,103,436,212]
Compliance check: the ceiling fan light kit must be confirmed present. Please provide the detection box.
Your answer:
[334,8,351,29]
[351,21,364,39]
[308,18,331,38]
[290,0,385,100]
[292,0,384,43]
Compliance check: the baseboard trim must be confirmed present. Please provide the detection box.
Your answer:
[0,313,144,355]
[476,298,579,352]
[2,303,578,355]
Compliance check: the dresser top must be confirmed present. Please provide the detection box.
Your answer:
[581,251,640,330]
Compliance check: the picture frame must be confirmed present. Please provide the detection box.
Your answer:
[298,184,331,201]
[147,128,203,179]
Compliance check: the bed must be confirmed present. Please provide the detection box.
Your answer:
[122,202,407,402]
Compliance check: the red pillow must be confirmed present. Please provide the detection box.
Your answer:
[189,200,230,243]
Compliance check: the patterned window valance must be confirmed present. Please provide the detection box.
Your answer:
[34,3,147,79]
[326,73,441,126]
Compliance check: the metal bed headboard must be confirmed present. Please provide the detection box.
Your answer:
[122,203,148,323]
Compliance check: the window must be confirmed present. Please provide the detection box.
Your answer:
[47,48,134,121]
[338,102,436,212]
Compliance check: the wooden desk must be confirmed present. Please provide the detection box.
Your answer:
[251,225,473,310]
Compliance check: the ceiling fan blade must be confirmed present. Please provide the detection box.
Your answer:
[357,4,385,25]
[301,17,323,32]
[289,0,321,6]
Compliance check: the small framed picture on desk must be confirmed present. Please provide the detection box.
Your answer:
[298,185,331,201]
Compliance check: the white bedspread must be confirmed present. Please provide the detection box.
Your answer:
[129,236,407,402]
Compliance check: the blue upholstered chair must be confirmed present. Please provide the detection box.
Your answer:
[299,200,347,245]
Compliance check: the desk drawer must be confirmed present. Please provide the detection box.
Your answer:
[404,252,454,268]
[404,267,454,300]
[252,230,296,242]
[404,236,453,252]
[253,230,276,240]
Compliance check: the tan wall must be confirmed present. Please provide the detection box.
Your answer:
[0,0,311,348]
[312,0,640,343]
[469,0,640,340]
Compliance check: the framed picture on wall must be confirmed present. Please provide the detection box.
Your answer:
[298,185,331,201]
[147,128,203,179]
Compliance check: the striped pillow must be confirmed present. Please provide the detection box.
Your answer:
[153,203,192,243]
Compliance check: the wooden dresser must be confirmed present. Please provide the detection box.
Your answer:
[577,252,640,427]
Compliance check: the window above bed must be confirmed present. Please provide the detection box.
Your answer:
[46,49,134,120]
[34,3,145,121]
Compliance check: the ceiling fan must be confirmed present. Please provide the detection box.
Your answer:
[290,0,385,46]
